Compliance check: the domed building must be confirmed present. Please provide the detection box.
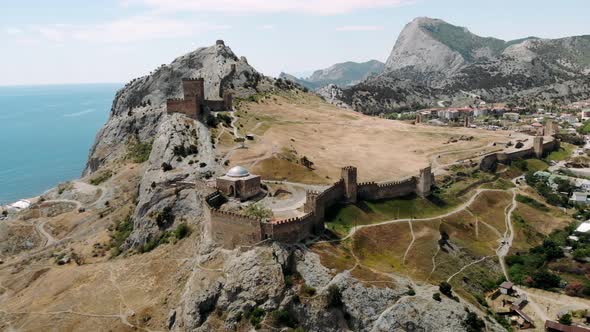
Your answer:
[215,166,262,201]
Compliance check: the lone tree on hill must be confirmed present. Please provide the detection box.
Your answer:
[235,137,246,148]
[439,281,452,297]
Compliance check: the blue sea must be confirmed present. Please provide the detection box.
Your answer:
[0,84,121,205]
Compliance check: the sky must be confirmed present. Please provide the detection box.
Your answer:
[1,0,589,85]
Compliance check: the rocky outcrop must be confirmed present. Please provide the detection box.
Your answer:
[83,41,278,249]
[173,245,505,332]
[84,41,274,176]
[345,17,590,113]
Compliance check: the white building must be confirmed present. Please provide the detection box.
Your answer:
[575,221,590,234]
[571,192,590,205]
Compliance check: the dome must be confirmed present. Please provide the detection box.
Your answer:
[226,165,250,178]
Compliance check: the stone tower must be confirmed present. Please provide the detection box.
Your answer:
[223,92,233,111]
[341,166,358,204]
[416,166,433,197]
[533,136,544,159]
[182,78,205,103]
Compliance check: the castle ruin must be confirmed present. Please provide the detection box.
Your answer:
[205,166,435,249]
[166,78,233,119]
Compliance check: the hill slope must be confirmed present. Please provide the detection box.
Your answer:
[280,60,384,90]
[343,17,590,113]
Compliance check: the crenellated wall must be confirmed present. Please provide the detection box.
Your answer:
[480,137,560,171]
[166,78,232,119]
[358,178,416,201]
[206,206,264,248]
[205,166,435,248]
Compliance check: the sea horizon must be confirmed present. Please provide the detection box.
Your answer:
[0,83,121,205]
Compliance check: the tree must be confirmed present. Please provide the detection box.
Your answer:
[234,137,246,148]
[161,162,173,172]
[462,311,485,332]
[439,281,453,297]
[532,270,561,289]
[327,285,342,308]
[244,204,273,219]
[559,313,572,325]
[432,293,441,301]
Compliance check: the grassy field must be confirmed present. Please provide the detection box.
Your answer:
[546,143,576,162]
[526,158,549,172]
[324,193,460,237]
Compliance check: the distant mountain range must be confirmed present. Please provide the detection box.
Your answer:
[280,60,384,90]
[336,17,590,114]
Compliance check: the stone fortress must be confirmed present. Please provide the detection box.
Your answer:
[205,166,434,249]
[166,77,233,118]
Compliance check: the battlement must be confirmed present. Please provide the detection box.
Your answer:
[375,177,415,188]
[209,207,265,223]
[206,166,435,249]
[167,77,232,119]
[272,212,315,225]
[183,77,204,82]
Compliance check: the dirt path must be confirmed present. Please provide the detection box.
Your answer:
[402,220,415,265]
[318,188,507,245]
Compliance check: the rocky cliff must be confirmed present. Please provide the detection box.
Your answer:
[83,41,276,249]
[343,17,590,113]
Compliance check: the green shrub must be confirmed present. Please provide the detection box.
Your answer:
[174,223,191,239]
[559,313,572,325]
[90,170,113,185]
[110,215,134,255]
[161,162,173,172]
[128,140,153,163]
[433,293,441,301]
[516,194,549,211]
[155,207,175,226]
[327,285,342,308]
[439,281,453,297]
[462,311,485,332]
[244,204,273,219]
[249,307,265,328]
[301,284,316,297]
[270,309,297,328]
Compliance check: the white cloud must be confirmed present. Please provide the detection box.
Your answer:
[23,16,230,44]
[257,24,275,30]
[336,25,384,31]
[125,0,414,15]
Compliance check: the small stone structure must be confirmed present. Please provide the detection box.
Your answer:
[166,78,232,119]
[206,166,435,249]
[215,166,261,201]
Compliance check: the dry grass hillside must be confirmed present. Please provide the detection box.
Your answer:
[216,91,515,183]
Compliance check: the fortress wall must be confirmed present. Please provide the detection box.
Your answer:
[357,178,417,201]
[166,98,199,118]
[204,100,227,112]
[480,138,559,171]
[270,213,317,243]
[208,208,264,249]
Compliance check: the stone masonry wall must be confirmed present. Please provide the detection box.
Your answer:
[357,178,416,201]
[480,137,559,171]
[207,207,264,249]
[206,166,435,248]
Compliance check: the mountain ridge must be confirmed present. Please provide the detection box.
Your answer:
[341,17,590,113]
